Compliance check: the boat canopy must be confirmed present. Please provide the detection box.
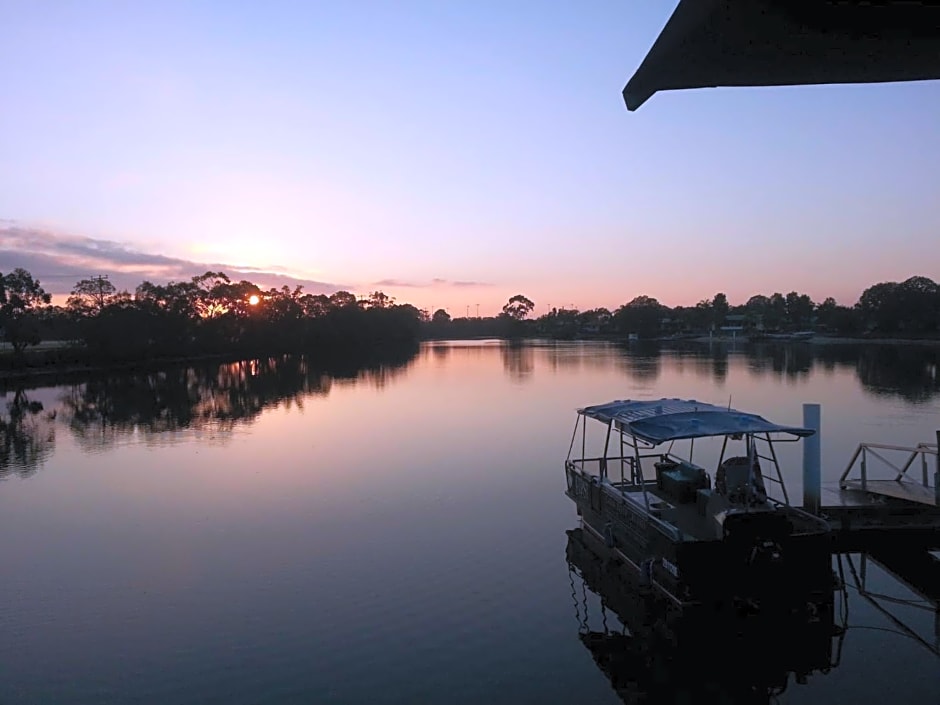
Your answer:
[578,398,814,445]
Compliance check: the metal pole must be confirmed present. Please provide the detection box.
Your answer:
[601,421,612,481]
[935,430,939,507]
[803,403,821,515]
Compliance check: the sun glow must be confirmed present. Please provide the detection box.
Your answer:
[248,295,260,306]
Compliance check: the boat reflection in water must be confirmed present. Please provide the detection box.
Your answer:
[566,527,846,704]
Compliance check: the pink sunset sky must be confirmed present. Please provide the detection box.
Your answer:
[2,2,938,317]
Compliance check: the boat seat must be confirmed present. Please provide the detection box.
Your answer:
[716,456,768,504]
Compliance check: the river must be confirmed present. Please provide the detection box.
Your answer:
[1,340,938,703]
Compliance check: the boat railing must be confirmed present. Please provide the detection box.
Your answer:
[839,440,939,506]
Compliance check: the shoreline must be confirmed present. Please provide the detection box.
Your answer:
[681,335,940,346]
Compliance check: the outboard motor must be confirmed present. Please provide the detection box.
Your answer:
[718,510,795,606]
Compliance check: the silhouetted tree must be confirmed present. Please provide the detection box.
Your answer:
[0,268,52,356]
[68,277,118,316]
[502,294,535,320]
[614,296,664,338]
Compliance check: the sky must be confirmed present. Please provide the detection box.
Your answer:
[2,1,939,316]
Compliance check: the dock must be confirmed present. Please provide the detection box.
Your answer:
[799,416,940,573]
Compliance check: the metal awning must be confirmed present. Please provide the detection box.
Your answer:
[579,398,813,444]
[623,0,940,111]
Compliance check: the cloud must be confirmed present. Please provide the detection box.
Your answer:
[371,277,492,288]
[0,224,345,296]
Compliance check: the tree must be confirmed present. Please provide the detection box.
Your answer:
[0,268,52,355]
[329,291,358,308]
[68,276,117,315]
[191,271,231,318]
[431,309,451,323]
[711,292,729,327]
[614,295,664,338]
[766,293,787,330]
[784,291,815,330]
[502,294,534,320]
[858,281,901,333]
[365,291,394,309]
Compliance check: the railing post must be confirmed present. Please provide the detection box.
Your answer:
[803,403,821,515]
[861,447,867,489]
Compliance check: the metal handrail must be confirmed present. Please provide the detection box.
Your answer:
[839,441,939,490]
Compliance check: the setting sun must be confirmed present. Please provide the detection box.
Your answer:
[248,295,260,306]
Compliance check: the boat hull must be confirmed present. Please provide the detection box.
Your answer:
[567,468,834,612]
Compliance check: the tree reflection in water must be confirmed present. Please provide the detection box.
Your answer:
[0,389,55,479]
[853,346,940,404]
[501,341,535,383]
[60,349,417,451]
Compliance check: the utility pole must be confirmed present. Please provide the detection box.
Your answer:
[476,304,479,318]
[466,305,469,317]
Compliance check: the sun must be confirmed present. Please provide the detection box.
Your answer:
[248,295,260,306]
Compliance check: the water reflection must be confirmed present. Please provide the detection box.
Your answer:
[614,343,662,383]
[0,389,55,478]
[1,348,417,468]
[855,346,940,403]
[506,341,940,403]
[566,527,844,704]
[501,341,534,383]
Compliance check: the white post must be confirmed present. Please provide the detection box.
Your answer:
[803,403,821,514]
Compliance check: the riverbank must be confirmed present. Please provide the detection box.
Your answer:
[0,340,420,386]
[683,334,940,346]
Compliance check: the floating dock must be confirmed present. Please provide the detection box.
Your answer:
[799,409,940,558]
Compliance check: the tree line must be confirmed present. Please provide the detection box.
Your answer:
[4,269,939,365]
[0,268,423,367]
[424,276,940,340]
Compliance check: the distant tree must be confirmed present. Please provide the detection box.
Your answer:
[858,281,902,333]
[191,271,231,318]
[366,291,394,309]
[432,309,451,323]
[895,276,940,334]
[329,291,358,308]
[784,291,815,329]
[68,276,118,315]
[0,268,52,355]
[614,295,664,338]
[300,294,332,318]
[502,294,535,320]
[766,293,787,330]
[815,297,839,331]
[711,292,729,327]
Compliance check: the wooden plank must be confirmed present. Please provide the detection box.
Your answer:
[842,479,939,507]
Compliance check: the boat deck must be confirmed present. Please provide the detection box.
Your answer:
[610,482,715,541]
[604,481,820,542]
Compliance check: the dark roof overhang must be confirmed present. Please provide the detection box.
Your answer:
[623,0,940,111]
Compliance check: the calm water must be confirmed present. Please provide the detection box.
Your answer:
[1,341,938,704]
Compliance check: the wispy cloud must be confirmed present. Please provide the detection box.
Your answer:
[0,224,344,296]
[372,277,492,289]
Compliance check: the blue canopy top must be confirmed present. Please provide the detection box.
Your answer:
[578,398,814,445]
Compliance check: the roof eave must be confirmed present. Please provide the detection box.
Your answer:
[623,0,940,111]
